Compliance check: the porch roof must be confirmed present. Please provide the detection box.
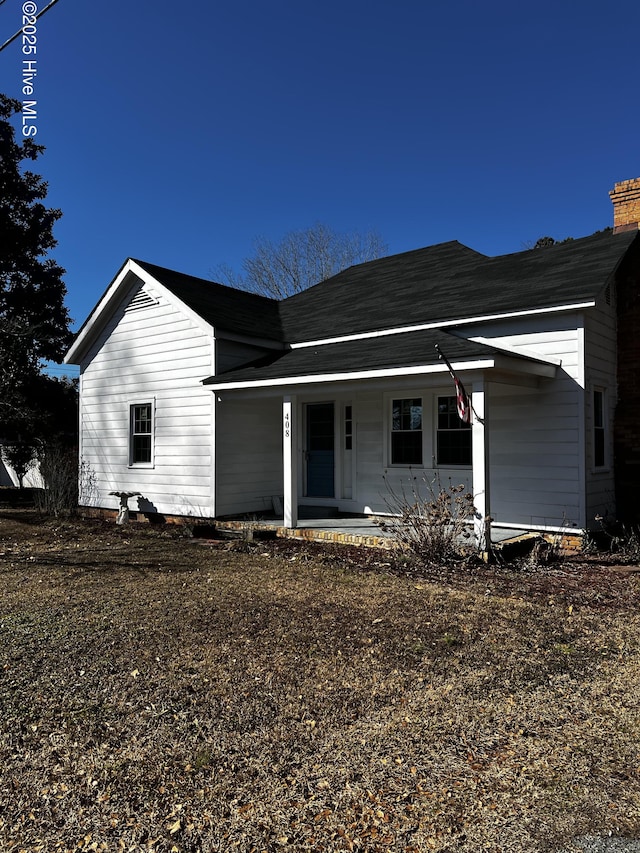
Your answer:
[204,328,555,390]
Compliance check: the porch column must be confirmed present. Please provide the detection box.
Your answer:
[283,395,298,528]
[471,379,491,555]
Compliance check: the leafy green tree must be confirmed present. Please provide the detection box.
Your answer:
[0,94,72,472]
[213,222,387,298]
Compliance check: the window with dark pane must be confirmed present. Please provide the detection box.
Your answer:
[391,398,422,465]
[131,403,153,464]
[594,389,605,468]
[436,396,471,465]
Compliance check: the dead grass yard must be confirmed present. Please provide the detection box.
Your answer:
[1,510,640,852]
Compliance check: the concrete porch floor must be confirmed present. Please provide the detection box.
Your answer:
[213,514,536,551]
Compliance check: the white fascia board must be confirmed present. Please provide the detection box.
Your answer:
[65,259,215,364]
[208,350,557,392]
[208,359,497,391]
[288,301,596,349]
[466,336,563,368]
[491,353,557,378]
[64,260,132,363]
[491,520,584,535]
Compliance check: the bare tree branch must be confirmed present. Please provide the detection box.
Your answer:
[212,223,387,299]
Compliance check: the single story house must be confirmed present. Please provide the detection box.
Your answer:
[64,179,640,542]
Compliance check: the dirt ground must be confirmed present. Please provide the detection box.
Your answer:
[1,510,639,852]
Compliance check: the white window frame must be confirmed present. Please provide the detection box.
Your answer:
[434,394,472,468]
[129,400,155,468]
[388,396,423,467]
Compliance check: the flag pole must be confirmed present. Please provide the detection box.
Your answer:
[435,344,484,425]
[435,344,492,560]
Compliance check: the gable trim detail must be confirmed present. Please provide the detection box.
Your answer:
[65,259,216,364]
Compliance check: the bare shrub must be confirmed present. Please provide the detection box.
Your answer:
[614,527,640,561]
[593,514,640,561]
[35,446,95,516]
[378,472,476,564]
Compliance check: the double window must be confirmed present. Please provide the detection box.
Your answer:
[130,402,154,466]
[389,396,472,467]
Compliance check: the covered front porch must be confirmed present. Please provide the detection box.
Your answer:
[209,329,571,550]
[278,382,496,550]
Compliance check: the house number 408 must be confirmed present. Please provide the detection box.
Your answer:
[284,413,290,438]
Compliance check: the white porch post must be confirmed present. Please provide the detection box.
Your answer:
[283,395,298,528]
[471,379,491,555]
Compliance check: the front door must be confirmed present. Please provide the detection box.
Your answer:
[306,402,335,497]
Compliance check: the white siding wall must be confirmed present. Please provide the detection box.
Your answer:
[214,342,287,517]
[78,283,215,517]
[349,314,588,529]
[463,314,584,529]
[584,297,617,524]
[215,396,283,517]
[353,389,472,515]
[353,390,384,511]
[487,383,582,528]
[351,379,582,528]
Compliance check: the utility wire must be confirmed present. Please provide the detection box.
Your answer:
[0,0,62,54]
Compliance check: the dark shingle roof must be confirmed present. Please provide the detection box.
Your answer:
[134,230,638,351]
[205,329,539,386]
[133,260,282,341]
[277,230,639,342]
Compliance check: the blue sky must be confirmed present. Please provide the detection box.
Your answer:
[2,0,639,364]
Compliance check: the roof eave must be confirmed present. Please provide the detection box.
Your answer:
[288,301,597,350]
[64,257,133,364]
[204,353,556,391]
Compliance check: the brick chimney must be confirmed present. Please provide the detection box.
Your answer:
[610,178,640,233]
